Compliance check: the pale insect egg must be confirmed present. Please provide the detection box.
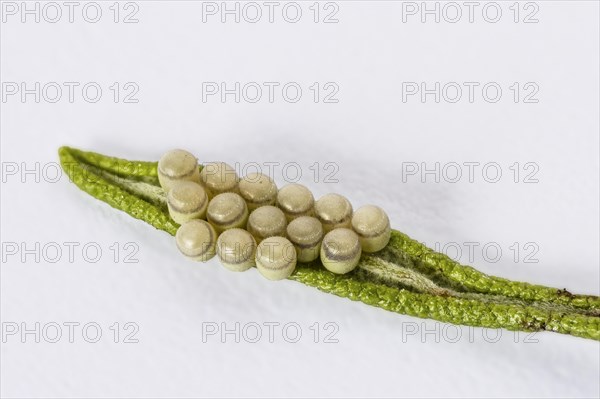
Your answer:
[351,205,391,253]
[216,228,257,272]
[314,193,353,233]
[166,181,208,224]
[200,161,239,199]
[175,219,217,262]
[206,192,249,234]
[286,216,323,263]
[320,228,362,274]
[276,183,315,222]
[239,172,278,212]
[255,236,297,281]
[158,149,200,191]
[246,205,287,243]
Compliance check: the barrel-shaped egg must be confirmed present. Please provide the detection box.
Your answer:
[167,181,208,224]
[351,205,391,253]
[246,205,287,243]
[320,228,362,274]
[216,228,257,272]
[207,192,249,233]
[255,236,297,280]
[276,183,315,222]
[200,161,239,198]
[158,149,200,191]
[239,173,278,212]
[314,193,353,233]
[175,219,217,262]
[286,216,323,263]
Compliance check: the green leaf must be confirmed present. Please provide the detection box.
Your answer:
[59,146,600,340]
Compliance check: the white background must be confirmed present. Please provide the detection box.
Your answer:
[1,1,599,398]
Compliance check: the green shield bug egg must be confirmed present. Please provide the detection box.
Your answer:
[256,236,297,281]
[314,193,353,233]
[351,205,391,253]
[286,216,323,263]
[216,228,257,272]
[246,205,287,243]
[200,161,239,198]
[207,192,249,233]
[175,219,217,262]
[239,172,278,212]
[276,183,315,222]
[158,149,200,191]
[166,181,208,224]
[320,228,362,274]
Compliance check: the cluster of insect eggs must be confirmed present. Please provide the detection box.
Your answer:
[158,149,391,281]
